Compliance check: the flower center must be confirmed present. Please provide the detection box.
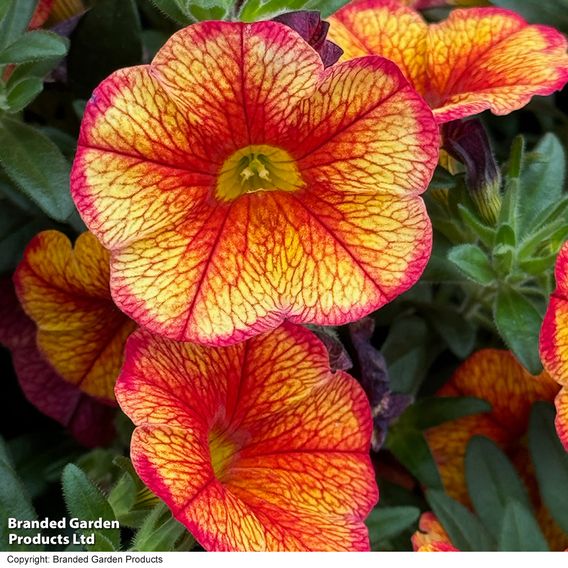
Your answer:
[208,426,241,481]
[216,145,304,202]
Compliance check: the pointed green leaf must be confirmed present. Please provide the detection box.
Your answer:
[498,502,548,551]
[426,489,495,551]
[528,402,568,533]
[0,30,68,64]
[465,436,532,535]
[0,117,74,222]
[493,287,543,375]
[366,506,420,549]
[448,243,496,285]
[62,464,121,552]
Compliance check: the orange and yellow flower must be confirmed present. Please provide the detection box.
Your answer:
[115,322,377,551]
[540,241,568,451]
[0,278,115,447]
[424,349,568,550]
[328,0,568,123]
[14,230,136,403]
[71,20,439,346]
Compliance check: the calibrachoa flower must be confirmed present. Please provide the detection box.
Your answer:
[71,20,439,346]
[29,0,85,28]
[425,349,568,550]
[0,279,115,447]
[411,512,458,552]
[540,241,568,451]
[115,322,377,551]
[14,230,136,403]
[328,0,568,123]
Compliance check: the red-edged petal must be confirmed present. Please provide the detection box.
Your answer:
[14,231,135,402]
[116,322,377,551]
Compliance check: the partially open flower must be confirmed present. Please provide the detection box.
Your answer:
[71,20,439,346]
[540,241,568,451]
[0,279,115,447]
[115,322,377,551]
[329,0,568,123]
[14,231,136,403]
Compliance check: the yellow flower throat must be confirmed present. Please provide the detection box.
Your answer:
[216,145,304,202]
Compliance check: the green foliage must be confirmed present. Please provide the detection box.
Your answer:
[131,503,194,552]
[492,0,568,30]
[498,502,549,552]
[529,403,568,533]
[61,464,121,552]
[465,437,533,535]
[426,490,495,551]
[366,506,420,551]
[429,133,566,374]
[0,117,74,222]
[0,436,40,551]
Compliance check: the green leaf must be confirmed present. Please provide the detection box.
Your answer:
[424,306,476,358]
[4,76,43,113]
[0,436,41,551]
[465,436,532,535]
[448,243,495,285]
[492,0,568,29]
[381,316,435,394]
[518,134,565,234]
[303,0,351,17]
[0,117,74,222]
[457,204,495,248]
[528,402,568,533]
[132,503,189,552]
[0,0,37,51]
[149,0,194,24]
[400,397,491,431]
[498,502,549,551]
[366,506,420,550]
[68,0,142,98]
[387,429,443,489]
[0,30,68,64]
[62,464,121,552]
[493,287,543,375]
[426,489,495,551]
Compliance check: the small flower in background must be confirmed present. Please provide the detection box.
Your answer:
[328,0,568,123]
[424,349,568,550]
[115,322,377,551]
[0,279,115,447]
[412,512,458,551]
[540,241,568,452]
[14,230,136,402]
[71,20,439,346]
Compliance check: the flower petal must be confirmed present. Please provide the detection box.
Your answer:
[541,242,568,450]
[14,231,135,401]
[116,322,376,551]
[151,21,323,148]
[430,8,568,122]
[555,387,568,451]
[329,1,568,123]
[294,57,438,196]
[328,0,428,92]
[0,279,114,447]
[73,20,438,346]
